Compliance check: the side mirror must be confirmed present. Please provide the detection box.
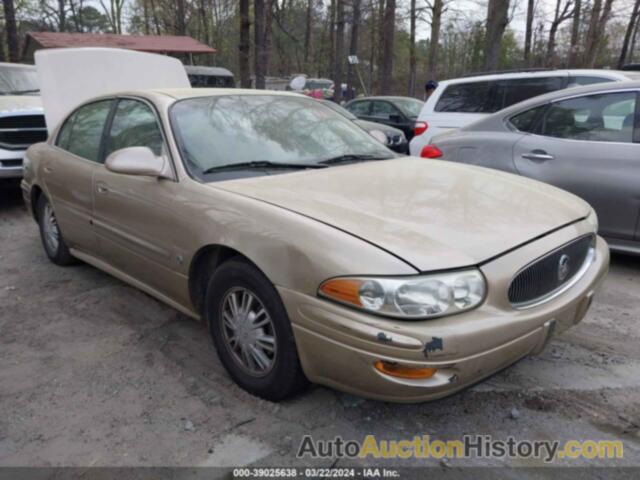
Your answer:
[105,146,172,179]
[369,129,389,145]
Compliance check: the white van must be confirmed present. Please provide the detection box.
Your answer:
[409,69,640,156]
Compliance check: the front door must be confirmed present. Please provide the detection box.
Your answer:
[513,90,640,241]
[92,98,188,302]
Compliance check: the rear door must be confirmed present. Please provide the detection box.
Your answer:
[513,89,640,240]
[369,100,413,138]
[43,99,114,251]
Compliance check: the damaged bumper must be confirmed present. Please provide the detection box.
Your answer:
[279,223,609,403]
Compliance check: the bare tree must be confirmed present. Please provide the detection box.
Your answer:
[378,0,395,94]
[484,0,510,71]
[568,0,581,66]
[583,0,614,67]
[618,0,640,68]
[239,0,251,87]
[254,0,266,89]
[407,0,417,96]
[426,0,444,82]
[547,0,574,65]
[347,0,361,99]
[523,0,535,65]
[304,0,313,69]
[99,0,125,33]
[333,0,345,102]
[3,0,19,62]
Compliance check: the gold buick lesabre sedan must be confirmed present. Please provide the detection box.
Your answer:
[21,89,609,403]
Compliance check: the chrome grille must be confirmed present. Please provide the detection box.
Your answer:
[508,235,595,307]
[0,114,48,150]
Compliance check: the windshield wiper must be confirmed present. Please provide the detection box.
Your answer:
[202,160,327,174]
[319,153,392,165]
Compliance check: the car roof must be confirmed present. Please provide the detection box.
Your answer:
[438,69,637,86]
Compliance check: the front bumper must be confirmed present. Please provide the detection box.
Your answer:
[280,225,609,403]
[0,148,26,179]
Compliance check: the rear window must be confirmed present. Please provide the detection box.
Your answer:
[435,76,566,114]
[568,76,614,86]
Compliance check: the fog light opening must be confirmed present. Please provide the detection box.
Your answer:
[374,360,437,379]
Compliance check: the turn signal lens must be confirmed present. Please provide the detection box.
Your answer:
[414,121,429,136]
[420,145,443,159]
[318,278,363,307]
[374,361,437,379]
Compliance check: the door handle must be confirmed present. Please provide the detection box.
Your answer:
[521,151,554,161]
[44,165,54,173]
[96,183,110,195]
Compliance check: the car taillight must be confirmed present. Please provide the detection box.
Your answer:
[420,145,443,159]
[414,121,428,136]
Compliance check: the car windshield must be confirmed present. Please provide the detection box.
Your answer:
[0,66,39,95]
[320,100,358,120]
[170,94,392,179]
[393,98,423,118]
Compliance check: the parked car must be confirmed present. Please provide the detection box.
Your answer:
[344,96,424,140]
[0,62,47,180]
[422,81,640,256]
[409,69,640,155]
[185,65,235,88]
[319,99,408,153]
[23,86,608,402]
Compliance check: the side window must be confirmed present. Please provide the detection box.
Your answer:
[347,101,371,116]
[541,92,637,143]
[434,81,495,113]
[58,100,113,162]
[568,76,613,87]
[508,105,548,133]
[105,99,165,158]
[371,101,401,120]
[495,77,565,110]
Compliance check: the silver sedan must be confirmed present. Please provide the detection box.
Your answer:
[424,81,640,255]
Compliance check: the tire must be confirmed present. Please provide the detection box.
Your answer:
[36,194,75,266]
[205,258,308,401]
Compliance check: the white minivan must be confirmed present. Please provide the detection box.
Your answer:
[409,69,640,156]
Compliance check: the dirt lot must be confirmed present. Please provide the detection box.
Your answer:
[1,182,639,474]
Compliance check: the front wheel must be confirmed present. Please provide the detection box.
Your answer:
[205,259,308,401]
[37,195,75,266]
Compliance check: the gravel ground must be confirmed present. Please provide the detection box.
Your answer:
[1,182,639,475]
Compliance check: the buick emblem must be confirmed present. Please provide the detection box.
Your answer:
[558,254,570,282]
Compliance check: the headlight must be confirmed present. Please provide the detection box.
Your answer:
[318,269,486,319]
[586,209,598,233]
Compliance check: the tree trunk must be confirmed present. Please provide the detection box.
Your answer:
[617,0,640,68]
[239,0,252,88]
[523,0,534,65]
[58,0,67,31]
[264,0,273,76]
[304,0,312,69]
[333,0,345,102]
[483,0,510,71]
[378,0,395,95]
[3,0,19,62]
[426,0,443,81]
[568,0,581,66]
[408,0,416,96]
[254,0,266,89]
[347,0,361,99]
[583,0,613,67]
[175,0,186,35]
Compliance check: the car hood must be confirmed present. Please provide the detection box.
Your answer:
[214,157,591,271]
